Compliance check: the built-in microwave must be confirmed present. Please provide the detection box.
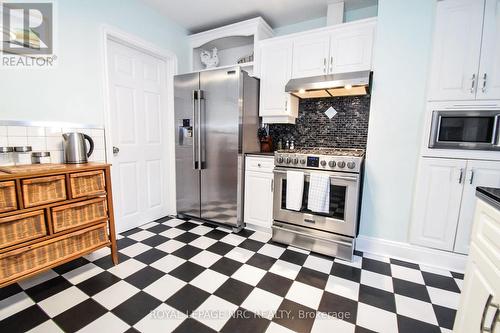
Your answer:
[429,110,500,151]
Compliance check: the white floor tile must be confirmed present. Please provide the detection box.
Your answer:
[335,255,362,269]
[427,286,460,309]
[38,286,88,317]
[390,264,424,285]
[303,255,333,274]
[258,243,286,259]
[249,231,272,243]
[324,275,359,301]
[163,219,185,227]
[362,252,390,263]
[84,247,112,262]
[285,281,323,310]
[159,228,185,239]
[189,236,217,249]
[190,251,222,268]
[225,247,254,263]
[155,239,185,253]
[133,303,187,332]
[220,233,246,246]
[269,260,301,280]
[190,269,229,293]
[266,322,296,333]
[77,312,129,333]
[150,255,186,273]
[143,275,186,301]
[18,269,58,289]
[193,295,238,331]
[190,225,214,236]
[395,294,438,325]
[119,243,151,257]
[311,312,356,333]
[27,320,64,333]
[241,288,284,320]
[107,259,147,279]
[360,269,394,293]
[0,292,35,320]
[356,302,398,333]
[420,265,453,277]
[232,264,267,286]
[127,230,155,242]
[62,263,104,285]
[455,278,463,291]
[92,280,139,310]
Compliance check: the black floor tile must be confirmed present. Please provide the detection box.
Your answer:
[207,242,234,256]
[25,276,72,302]
[390,258,420,270]
[433,304,456,330]
[176,222,199,231]
[295,267,329,289]
[0,305,49,333]
[112,291,162,325]
[358,285,396,313]
[169,261,206,282]
[93,252,129,270]
[361,258,392,276]
[221,308,270,333]
[246,253,277,271]
[121,227,142,237]
[318,291,358,325]
[205,229,229,240]
[166,285,210,314]
[331,262,361,283]
[355,326,377,333]
[239,239,265,252]
[0,283,22,301]
[76,271,121,296]
[53,298,107,332]
[146,223,171,234]
[393,278,431,303]
[215,278,254,306]
[154,216,172,223]
[141,234,169,247]
[52,257,90,275]
[174,232,200,244]
[354,250,363,257]
[397,315,441,333]
[273,299,316,333]
[117,237,137,250]
[421,272,460,293]
[451,271,464,280]
[134,248,167,265]
[173,318,217,333]
[210,257,243,276]
[125,266,164,289]
[237,229,255,238]
[279,250,308,266]
[172,245,203,260]
[257,272,294,297]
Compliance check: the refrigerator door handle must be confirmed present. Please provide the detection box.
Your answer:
[198,89,204,170]
[192,90,198,170]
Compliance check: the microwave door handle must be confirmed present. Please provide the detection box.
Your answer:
[492,115,500,146]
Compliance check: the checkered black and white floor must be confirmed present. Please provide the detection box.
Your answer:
[0,217,463,333]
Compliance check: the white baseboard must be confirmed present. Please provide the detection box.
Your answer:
[244,223,272,234]
[356,235,468,273]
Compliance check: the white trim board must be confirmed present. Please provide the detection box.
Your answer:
[355,235,468,273]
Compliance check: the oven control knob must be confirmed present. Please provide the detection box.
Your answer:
[300,159,306,165]
[320,160,327,167]
[347,162,356,169]
[337,161,346,168]
[286,157,291,164]
[292,158,298,165]
[328,161,336,168]
[277,156,283,163]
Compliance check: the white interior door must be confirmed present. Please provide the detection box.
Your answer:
[107,39,169,232]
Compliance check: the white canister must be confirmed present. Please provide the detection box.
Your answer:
[32,151,51,164]
[0,147,15,166]
[14,146,33,165]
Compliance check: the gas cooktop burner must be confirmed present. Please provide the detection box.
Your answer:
[277,147,365,157]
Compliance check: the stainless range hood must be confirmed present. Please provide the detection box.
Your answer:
[285,70,372,99]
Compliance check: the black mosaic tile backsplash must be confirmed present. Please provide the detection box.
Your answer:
[268,96,371,149]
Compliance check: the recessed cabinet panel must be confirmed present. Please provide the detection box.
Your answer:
[477,0,500,100]
[292,33,330,78]
[329,24,375,74]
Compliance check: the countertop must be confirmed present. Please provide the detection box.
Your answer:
[0,162,110,180]
[245,152,275,157]
[477,186,500,210]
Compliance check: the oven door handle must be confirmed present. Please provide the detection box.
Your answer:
[273,169,358,182]
[272,225,353,247]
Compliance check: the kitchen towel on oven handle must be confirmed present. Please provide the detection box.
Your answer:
[308,172,330,214]
[286,170,304,211]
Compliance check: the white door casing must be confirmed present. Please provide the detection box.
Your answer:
[104,34,175,232]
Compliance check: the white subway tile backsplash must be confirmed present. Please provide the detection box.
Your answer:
[45,127,62,137]
[0,126,7,136]
[49,150,64,163]
[27,137,47,151]
[7,136,28,146]
[93,136,106,150]
[27,126,45,137]
[0,137,8,146]
[46,137,63,151]
[89,149,106,163]
[7,126,27,137]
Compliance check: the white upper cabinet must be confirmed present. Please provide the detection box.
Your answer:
[428,0,500,101]
[454,160,500,254]
[477,0,500,100]
[292,33,330,78]
[329,24,375,74]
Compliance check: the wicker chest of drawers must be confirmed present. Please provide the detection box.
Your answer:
[0,163,118,287]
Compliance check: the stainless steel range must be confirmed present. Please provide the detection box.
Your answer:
[272,148,364,261]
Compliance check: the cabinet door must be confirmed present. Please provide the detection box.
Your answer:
[329,23,375,74]
[259,40,293,117]
[244,170,273,228]
[428,0,485,101]
[477,0,500,100]
[410,158,466,251]
[291,33,330,79]
[454,160,500,254]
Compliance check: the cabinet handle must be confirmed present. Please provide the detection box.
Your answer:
[271,179,274,193]
[458,168,464,184]
[323,58,327,73]
[469,170,474,185]
[470,74,477,94]
[481,295,499,332]
[330,56,333,73]
[285,99,288,111]
[482,73,488,93]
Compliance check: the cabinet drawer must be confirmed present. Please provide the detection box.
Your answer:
[70,170,106,199]
[51,197,108,233]
[0,210,46,249]
[246,156,274,173]
[0,181,17,213]
[22,175,66,208]
[0,223,108,285]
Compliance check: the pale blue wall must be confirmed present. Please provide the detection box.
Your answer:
[345,4,379,22]
[359,0,435,241]
[0,0,189,125]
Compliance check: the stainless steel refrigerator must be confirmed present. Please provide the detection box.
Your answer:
[174,67,260,231]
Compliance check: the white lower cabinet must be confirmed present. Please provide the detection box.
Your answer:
[410,157,500,253]
[244,156,274,229]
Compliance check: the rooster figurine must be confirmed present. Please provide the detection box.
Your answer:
[200,47,219,69]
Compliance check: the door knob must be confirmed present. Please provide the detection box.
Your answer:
[113,146,120,154]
